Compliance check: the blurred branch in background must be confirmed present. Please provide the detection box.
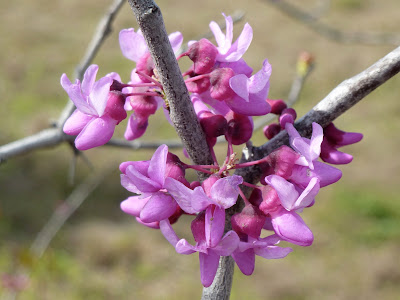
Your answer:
[264,0,400,45]
[0,0,126,164]
[1,165,115,300]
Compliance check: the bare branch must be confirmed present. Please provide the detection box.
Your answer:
[264,0,400,46]
[0,0,125,164]
[127,0,214,167]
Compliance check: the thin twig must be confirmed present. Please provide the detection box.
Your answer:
[264,0,400,45]
[0,0,125,164]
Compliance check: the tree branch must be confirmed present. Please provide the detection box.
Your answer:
[264,0,400,46]
[127,0,214,167]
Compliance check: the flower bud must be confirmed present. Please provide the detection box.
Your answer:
[231,204,266,239]
[260,146,299,183]
[279,108,297,128]
[105,91,127,123]
[210,68,236,101]
[191,211,206,243]
[263,123,281,140]
[181,39,218,74]
[258,185,281,215]
[266,99,287,115]
[225,111,253,145]
[199,111,228,138]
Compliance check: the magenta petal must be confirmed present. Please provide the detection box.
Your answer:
[140,192,177,223]
[159,219,180,247]
[294,177,320,209]
[199,251,220,287]
[337,132,363,146]
[63,109,93,135]
[89,76,112,116]
[119,28,148,62]
[205,206,225,248]
[226,94,270,116]
[135,217,159,229]
[310,122,323,157]
[165,178,211,214]
[120,174,141,194]
[254,245,292,259]
[168,31,183,54]
[212,231,240,256]
[265,175,299,211]
[148,145,168,187]
[290,162,342,188]
[120,160,150,175]
[224,23,253,62]
[81,64,98,96]
[175,239,197,255]
[210,175,243,209]
[124,114,148,141]
[120,195,150,217]
[230,74,249,101]
[321,148,354,165]
[270,208,314,246]
[75,115,117,150]
[60,74,95,115]
[125,165,161,193]
[232,249,255,275]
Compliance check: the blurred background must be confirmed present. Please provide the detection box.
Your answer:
[1,0,400,299]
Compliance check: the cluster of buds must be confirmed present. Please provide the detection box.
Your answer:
[60,14,362,286]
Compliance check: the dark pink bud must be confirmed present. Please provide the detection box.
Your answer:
[210,68,236,101]
[266,99,287,115]
[225,111,253,145]
[248,188,263,207]
[279,108,297,128]
[190,181,201,189]
[105,91,127,123]
[231,204,267,239]
[263,123,281,140]
[258,185,281,215]
[166,152,189,186]
[199,111,228,138]
[136,52,154,81]
[181,39,218,74]
[129,94,158,119]
[324,123,363,146]
[191,211,206,243]
[260,146,300,183]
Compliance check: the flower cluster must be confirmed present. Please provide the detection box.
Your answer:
[60,14,363,287]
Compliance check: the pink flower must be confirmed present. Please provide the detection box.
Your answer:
[232,234,292,275]
[209,13,253,62]
[61,65,126,150]
[160,208,239,287]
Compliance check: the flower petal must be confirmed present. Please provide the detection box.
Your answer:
[210,175,243,209]
[148,144,168,187]
[159,219,180,247]
[81,64,99,96]
[74,115,117,150]
[265,175,299,211]
[120,195,150,217]
[205,206,225,248]
[140,192,178,223]
[199,251,220,287]
[119,28,148,62]
[232,248,255,275]
[63,109,94,135]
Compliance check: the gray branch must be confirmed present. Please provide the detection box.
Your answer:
[127,0,214,167]
[265,0,400,46]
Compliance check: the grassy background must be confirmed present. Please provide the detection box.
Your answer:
[1,0,400,299]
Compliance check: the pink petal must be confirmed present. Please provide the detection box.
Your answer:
[119,28,148,62]
[74,116,117,150]
[232,249,255,275]
[159,219,180,247]
[89,76,113,116]
[140,192,178,223]
[168,31,183,54]
[294,177,320,210]
[164,178,211,214]
[270,208,314,246]
[224,23,253,62]
[124,114,148,141]
[210,175,243,209]
[148,145,168,187]
[199,251,220,287]
[175,239,197,255]
[81,64,99,96]
[265,175,299,211]
[60,74,95,115]
[125,165,161,193]
[212,231,240,256]
[254,245,292,259]
[120,196,150,217]
[63,109,94,135]
[229,74,249,101]
[205,206,225,248]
